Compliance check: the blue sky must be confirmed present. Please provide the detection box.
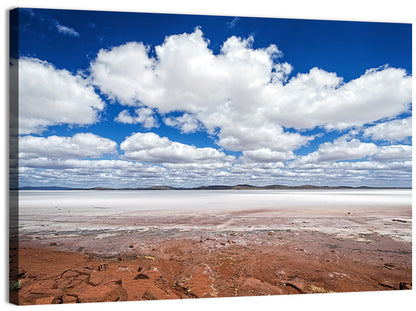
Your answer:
[15,8,412,188]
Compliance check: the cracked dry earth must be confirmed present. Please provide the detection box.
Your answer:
[11,230,412,305]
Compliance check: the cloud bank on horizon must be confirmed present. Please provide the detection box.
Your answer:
[14,9,412,188]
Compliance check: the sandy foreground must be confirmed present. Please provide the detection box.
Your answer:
[10,203,412,305]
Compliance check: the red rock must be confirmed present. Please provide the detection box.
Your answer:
[15,229,413,305]
[97,263,108,271]
[384,263,396,270]
[28,280,57,293]
[61,269,80,278]
[378,281,396,289]
[134,273,150,280]
[62,294,78,303]
[142,291,158,300]
[399,282,412,290]
[17,267,26,277]
[34,296,60,304]
[77,283,127,303]
[88,271,106,286]
[56,275,85,290]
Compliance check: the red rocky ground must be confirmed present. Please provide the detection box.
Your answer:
[10,229,412,305]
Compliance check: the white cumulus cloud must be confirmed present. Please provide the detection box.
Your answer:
[363,117,412,141]
[115,107,159,128]
[90,42,158,105]
[19,133,117,159]
[242,148,295,163]
[18,57,104,134]
[164,113,200,133]
[18,159,169,188]
[371,144,412,162]
[17,28,412,189]
[262,66,411,130]
[298,136,378,163]
[89,28,411,156]
[120,132,233,164]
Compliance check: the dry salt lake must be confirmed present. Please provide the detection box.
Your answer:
[17,189,412,248]
[13,189,413,304]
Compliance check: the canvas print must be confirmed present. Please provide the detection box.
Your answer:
[9,8,412,305]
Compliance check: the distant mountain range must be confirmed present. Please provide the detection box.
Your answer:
[17,184,411,191]
[18,186,74,190]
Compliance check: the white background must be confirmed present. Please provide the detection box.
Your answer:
[1,1,415,310]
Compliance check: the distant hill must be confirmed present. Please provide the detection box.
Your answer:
[18,186,73,190]
[193,185,235,190]
[18,184,411,191]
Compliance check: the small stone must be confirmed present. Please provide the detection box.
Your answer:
[399,282,412,290]
[137,266,150,274]
[77,283,127,303]
[88,272,106,286]
[142,290,158,300]
[97,263,109,271]
[144,255,156,261]
[17,268,26,277]
[62,294,78,303]
[61,269,80,278]
[384,263,396,270]
[378,281,396,289]
[134,273,150,280]
[35,296,60,304]
[138,266,150,273]
[29,279,58,293]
